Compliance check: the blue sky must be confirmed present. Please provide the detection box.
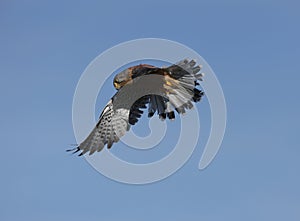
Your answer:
[1,0,299,220]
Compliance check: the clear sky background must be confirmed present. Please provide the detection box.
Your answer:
[1,0,299,220]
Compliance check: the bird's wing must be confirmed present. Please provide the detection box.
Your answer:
[147,59,204,120]
[128,59,204,121]
[69,99,131,156]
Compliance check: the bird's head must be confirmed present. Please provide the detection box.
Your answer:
[113,69,133,90]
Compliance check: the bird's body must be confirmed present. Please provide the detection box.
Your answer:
[69,59,204,156]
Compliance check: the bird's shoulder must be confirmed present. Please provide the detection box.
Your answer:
[128,64,167,78]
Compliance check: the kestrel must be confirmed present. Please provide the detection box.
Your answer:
[69,59,204,156]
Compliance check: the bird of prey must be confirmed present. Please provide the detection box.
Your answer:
[69,59,204,156]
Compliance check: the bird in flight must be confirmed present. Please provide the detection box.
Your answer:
[69,59,204,156]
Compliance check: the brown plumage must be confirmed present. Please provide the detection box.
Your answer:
[68,59,204,156]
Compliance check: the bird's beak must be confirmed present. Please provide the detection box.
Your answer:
[114,82,120,90]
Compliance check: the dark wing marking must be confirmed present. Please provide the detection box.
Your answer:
[148,95,168,119]
[131,64,162,79]
[129,95,150,125]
